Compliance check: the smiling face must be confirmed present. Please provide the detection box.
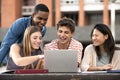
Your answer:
[57,26,73,45]
[92,29,108,47]
[30,31,42,49]
[32,11,49,29]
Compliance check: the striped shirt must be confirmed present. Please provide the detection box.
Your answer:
[44,38,83,63]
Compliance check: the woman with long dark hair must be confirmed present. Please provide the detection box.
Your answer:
[81,24,120,71]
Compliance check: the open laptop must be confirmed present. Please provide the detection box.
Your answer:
[44,50,78,72]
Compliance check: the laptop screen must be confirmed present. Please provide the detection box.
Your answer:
[44,50,78,72]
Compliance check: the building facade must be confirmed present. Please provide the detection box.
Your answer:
[0,0,120,28]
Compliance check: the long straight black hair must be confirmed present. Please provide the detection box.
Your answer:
[91,24,119,62]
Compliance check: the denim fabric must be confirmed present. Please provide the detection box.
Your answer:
[0,16,46,64]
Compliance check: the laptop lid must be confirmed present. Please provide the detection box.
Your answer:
[44,50,78,72]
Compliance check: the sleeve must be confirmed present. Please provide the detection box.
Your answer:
[77,42,83,63]
[0,18,25,64]
[111,50,120,70]
[81,45,93,71]
[44,45,48,50]
[44,40,57,50]
[44,43,52,50]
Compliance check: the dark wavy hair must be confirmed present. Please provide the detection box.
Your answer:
[57,17,75,33]
[91,24,119,62]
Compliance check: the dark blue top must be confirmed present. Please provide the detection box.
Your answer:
[0,16,46,64]
[6,45,42,70]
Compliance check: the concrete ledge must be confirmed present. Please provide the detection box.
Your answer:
[0,26,120,46]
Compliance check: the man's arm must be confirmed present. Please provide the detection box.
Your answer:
[0,18,25,64]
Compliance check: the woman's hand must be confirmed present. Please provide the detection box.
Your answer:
[101,64,112,70]
[88,64,112,71]
[36,58,44,69]
[38,55,44,60]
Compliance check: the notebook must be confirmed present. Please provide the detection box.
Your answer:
[44,50,78,72]
[107,70,120,73]
[14,69,48,74]
[82,70,120,73]
[1,69,48,74]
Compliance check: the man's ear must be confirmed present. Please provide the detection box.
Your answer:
[32,13,35,18]
[71,32,74,38]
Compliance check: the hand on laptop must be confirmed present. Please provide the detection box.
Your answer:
[38,55,44,60]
